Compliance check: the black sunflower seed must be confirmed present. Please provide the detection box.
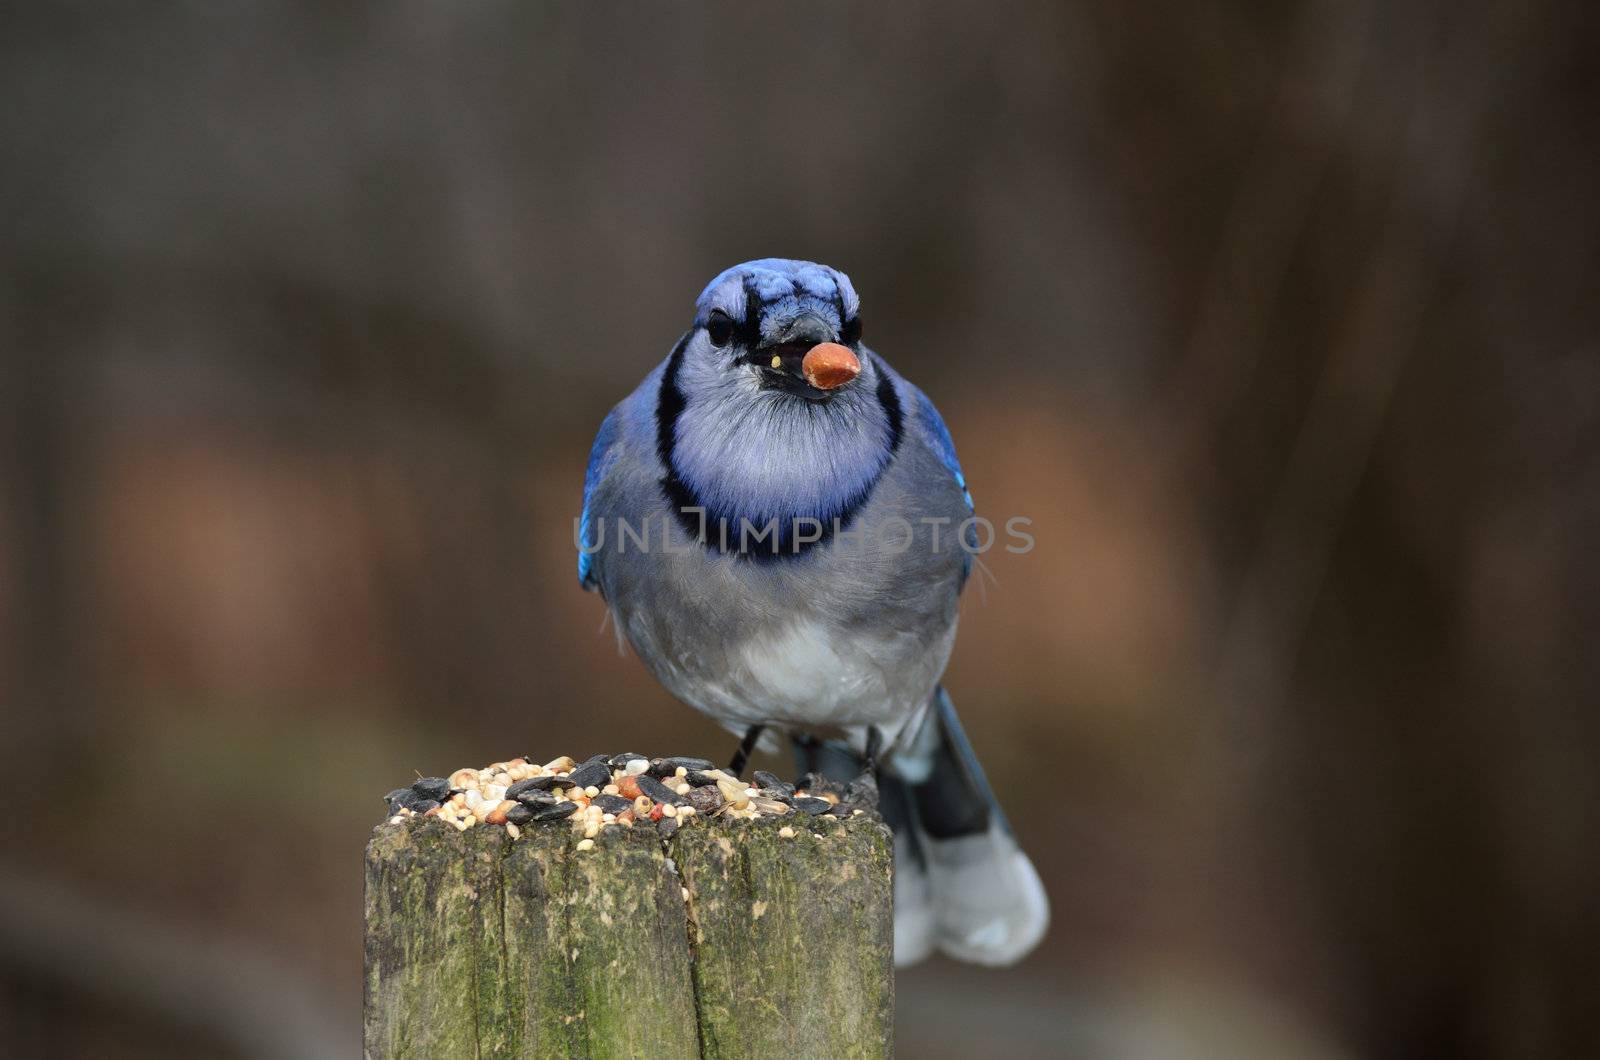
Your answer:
[411,777,452,801]
[566,759,613,790]
[649,756,714,778]
[507,776,576,801]
[753,770,794,796]
[635,774,690,807]
[525,800,580,822]
[686,785,725,815]
[385,787,443,814]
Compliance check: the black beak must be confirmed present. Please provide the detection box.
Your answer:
[746,314,840,399]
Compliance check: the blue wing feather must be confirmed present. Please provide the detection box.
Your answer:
[909,384,977,582]
[577,408,620,588]
[911,386,974,511]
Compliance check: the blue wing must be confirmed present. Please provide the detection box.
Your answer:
[909,384,978,583]
[912,386,974,511]
[578,408,620,589]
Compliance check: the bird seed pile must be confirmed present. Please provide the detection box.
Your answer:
[382,753,876,849]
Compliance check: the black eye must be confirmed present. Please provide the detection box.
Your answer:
[840,316,862,344]
[706,310,734,347]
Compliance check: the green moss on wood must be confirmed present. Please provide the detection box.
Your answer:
[364,811,892,1059]
[364,819,508,1059]
[671,815,894,1059]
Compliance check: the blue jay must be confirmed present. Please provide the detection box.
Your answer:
[577,258,1048,966]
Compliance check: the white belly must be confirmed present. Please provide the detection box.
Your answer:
[672,616,957,745]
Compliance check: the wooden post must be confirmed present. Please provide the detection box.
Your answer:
[364,811,894,1059]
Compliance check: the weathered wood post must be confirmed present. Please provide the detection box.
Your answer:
[364,785,894,1059]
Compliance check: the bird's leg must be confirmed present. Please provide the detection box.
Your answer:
[841,725,884,810]
[862,725,883,779]
[794,733,821,777]
[728,724,764,777]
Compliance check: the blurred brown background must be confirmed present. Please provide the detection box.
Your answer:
[3,3,1597,1057]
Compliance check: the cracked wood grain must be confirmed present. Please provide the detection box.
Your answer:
[363,812,892,1059]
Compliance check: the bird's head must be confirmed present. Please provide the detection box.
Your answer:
[661,259,896,540]
[688,258,864,401]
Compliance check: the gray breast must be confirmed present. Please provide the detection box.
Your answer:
[593,429,970,738]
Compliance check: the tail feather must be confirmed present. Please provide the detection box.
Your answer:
[796,688,1049,967]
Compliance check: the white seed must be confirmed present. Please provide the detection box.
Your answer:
[485,784,507,802]
[625,759,649,776]
[779,826,795,838]
[633,795,653,816]
[602,784,620,795]
[716,779,750,810]
[674,766,688,778]
[583,821,601,838]
[544,756,575,773]
[661,803,677,818]
[584,785,600,798]
[601,813,616,823]
[681,887,690,901]
[675,783,691,796]
[575,838,595,851]
[678,805,695,818]
[505,823,522,839]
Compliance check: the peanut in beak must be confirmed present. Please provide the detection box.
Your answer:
[800,342,861,391]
